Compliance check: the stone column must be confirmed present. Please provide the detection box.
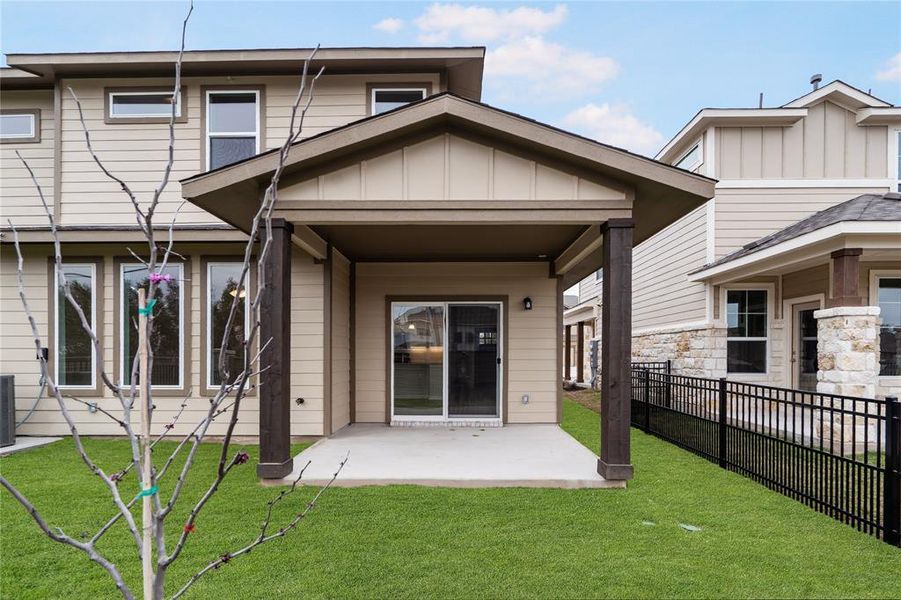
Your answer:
[815,306,880,399]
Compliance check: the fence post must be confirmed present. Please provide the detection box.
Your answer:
[642,368,651,433]
[885,396,900,547]
[664,361,672,408]
[666,359,672,375]
[718,377,727,469]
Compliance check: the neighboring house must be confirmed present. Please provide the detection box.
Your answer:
[566,80,901,399]
[0,47,715,481]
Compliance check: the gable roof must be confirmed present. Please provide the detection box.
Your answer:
[180,92,715,245]
[782,80,892,109]
[693,192,901,273]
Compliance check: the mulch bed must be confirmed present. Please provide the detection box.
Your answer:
[562,387,600,413]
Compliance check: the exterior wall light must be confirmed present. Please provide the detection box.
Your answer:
[523,297,533,310]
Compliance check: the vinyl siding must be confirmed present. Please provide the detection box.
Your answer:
[1,89,55,226]
[0,241,325,437]
[354,262,557,424]
[330,249,351,433]
[715,101,889,180]
[57,73,441,227]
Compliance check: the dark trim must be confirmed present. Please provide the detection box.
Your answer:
[112,255,192,397]
[597,219,634,481]
[384,295,509,423]
[47,256,105,397]
[102,85,188,125]
[564,324,572,383]
[198,255,257,397]
[365,81,433,117]
[828,247,864,307]
[257,218,293,479]
[323,244,333,436]
[199,84,266,172]
[349,261,356,424]
[0,108,41,144]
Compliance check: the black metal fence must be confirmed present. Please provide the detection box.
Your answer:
[630,366,901,547]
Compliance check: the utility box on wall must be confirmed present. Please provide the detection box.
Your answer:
[0,375,15,447]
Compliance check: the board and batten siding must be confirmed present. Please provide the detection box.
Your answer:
[632,205,708,330]
[354,262,558,424]
[1,90,56,226]
[0,241,327,437]
[716,101,888,180]
[56,73,440,227]
[330,249,351,433]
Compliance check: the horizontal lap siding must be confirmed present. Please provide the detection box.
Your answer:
[0,241,324,438]
[354,262,557,424]
[330,250,351,433]
[1,90,55,226]
[57,73,439,227]
[782,265,828,299]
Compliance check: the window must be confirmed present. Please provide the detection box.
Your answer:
[109,90,181,119]
[877,277,901,376]
[894,130,900,192]
[206,90,260,170]
[371,87,427,115]
[0,110,39,143]
[55,264,96,388]
[674,142,702,172]
[120,263,183,387]
[206,262,249,388]
[726,289,768,373]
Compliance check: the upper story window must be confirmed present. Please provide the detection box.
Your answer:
[877,276,901,377]
[894,130,900,192]
[726,289,768,374]
[105,88,186,124]
[0,110,39,143]
[371,87,427,115]
[674,141,702,172]
[206,90,260,170]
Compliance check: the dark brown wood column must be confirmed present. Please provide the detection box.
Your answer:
[828,248,863,307]
[257,218,294,479]
[564,324,572,381]
[576,323,585,383]
[598,218,634,481]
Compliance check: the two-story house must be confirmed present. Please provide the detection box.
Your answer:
[0,47,715,481]
[566,80,900,400]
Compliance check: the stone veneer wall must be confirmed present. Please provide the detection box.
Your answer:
[630,323,728,378]
[815,306,880,398]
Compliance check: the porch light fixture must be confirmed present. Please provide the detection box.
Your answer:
[523,297,533,311]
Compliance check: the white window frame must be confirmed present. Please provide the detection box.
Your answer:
[722,284,773,377]
[370,87,427,116]
[869,269,901,383]
[55,263,97,389]
[108,90,182,119]
[389,300,503,424]
[673,139,703,173]
[119,262,185,389]
[890,128,901,193]
[0,112,36,140]
[205,261,251,391]
[205,89,261,171]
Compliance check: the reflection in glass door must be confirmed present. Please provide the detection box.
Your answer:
[448,304,500,417]
[392,304,444,416]
[792,302,819,392]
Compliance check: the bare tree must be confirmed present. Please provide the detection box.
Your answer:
[0,3,346,598]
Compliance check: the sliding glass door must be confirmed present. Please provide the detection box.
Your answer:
[391,301,501,421]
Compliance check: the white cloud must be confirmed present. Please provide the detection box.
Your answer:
[875,52,901,82]
[486,36,618,96]
[561,103,664,156]
[374,17,404,34]
[415,3,567,44]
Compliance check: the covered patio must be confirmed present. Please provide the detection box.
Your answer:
[181,93,715,485]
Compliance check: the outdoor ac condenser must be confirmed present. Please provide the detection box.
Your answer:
[0,375,15,447]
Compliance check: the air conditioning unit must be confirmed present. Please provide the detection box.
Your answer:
[0,375,15,447]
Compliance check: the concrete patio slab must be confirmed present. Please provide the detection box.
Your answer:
[280,424,623,489]
[0,436,62,456]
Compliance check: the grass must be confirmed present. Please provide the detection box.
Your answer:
[2,400,900,599]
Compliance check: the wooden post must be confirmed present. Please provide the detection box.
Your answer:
[576,322,585,383]
[258,218,294,479]
[598,219,634,481]
[137,288,153,599]
[564,324,572,381]
[828,248,863,307]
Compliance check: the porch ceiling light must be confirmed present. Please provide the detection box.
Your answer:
[523,297,533,311]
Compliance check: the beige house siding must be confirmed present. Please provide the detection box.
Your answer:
[1,89,56,226]
[716,101,889,180]
[714,186,888,257]
[330,249,351,433]
[578,274,602,305]
[55,73,441,227]
[279,133,630,204]
[290,247,325,436]
[354,262,557,424]
[633,205,708,330]
[782,265,829,299]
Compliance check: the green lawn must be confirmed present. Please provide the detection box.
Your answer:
[2,400,899,599]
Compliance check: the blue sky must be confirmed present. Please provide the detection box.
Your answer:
[2,1,900,155]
